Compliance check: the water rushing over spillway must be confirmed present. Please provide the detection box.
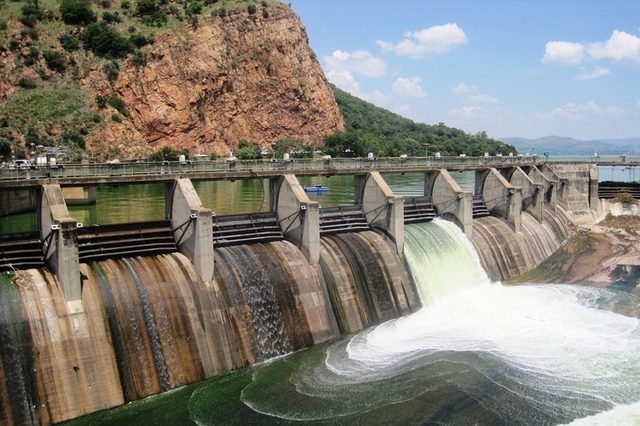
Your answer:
[185,221,640,425]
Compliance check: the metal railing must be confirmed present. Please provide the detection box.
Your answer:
[1,154,638,184]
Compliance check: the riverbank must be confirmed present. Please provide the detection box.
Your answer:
[507,212,640,295]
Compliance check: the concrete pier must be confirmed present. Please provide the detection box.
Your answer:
[167,179,214,282]
[40,184,81,301]
[355,172,404,254]
[429,169,474,239]
[270,174,320,265]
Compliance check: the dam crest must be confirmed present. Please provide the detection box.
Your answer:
[0,162,613,424]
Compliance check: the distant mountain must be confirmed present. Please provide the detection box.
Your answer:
[500,136,640,156]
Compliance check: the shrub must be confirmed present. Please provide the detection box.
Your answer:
[82,22,134,58]
[21,26,39,40]
[136,0,157,16]
[247,4,256,14]
[59,33,80,51]
[21,4,43,19]
[102,11,121,23]
[140,9,167,26]
[614,190,637,206]
[103,60,119,82]
[18,78,38,89]
[0,139,12,160]
[24,46,40,66]
[97,94,129,117]
[147,146,184,161]
[129,33,153,47]
[18,14,38,28]
[189,0,202,14]
[100,0,111,8]
[60,128,85,149]
[111,113,122,122]
[60,0,97,25]
[130,49,147,66]
[8,38,20,51]
[120,0,130,9]
[262,9,268,18]
[43,50,68,71]
[0,20,7,31]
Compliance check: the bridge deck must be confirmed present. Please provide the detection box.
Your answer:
[2,156,637,189]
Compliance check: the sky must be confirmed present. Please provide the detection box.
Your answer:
[289,0,640,141]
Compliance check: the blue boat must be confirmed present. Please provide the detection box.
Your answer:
[304,184,329,193]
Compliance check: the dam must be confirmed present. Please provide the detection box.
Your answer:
[0,159,636,425]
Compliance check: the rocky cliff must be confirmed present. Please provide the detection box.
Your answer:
[87,5,344,157]
[0,2,344,159]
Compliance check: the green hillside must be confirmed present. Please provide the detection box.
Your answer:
[325,84,517,158]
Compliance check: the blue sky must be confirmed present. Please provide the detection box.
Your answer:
[290,1,640,141]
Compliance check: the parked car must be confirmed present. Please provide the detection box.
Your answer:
[14,159,31,169]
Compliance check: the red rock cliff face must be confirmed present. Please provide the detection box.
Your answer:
[85,5,344,158]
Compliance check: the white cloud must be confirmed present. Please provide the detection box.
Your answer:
[542,30,640,65]
[587,30,640,61]
[451,83,478,95]
[535,101,620,121]
[325,70,391,105]
[573,66,611,80]
[323,50,388,78]
[362,90,391,106]
[542,41,585,65]
[377,23,468,57]
[466,94,499,104]
[392,77,428,98]
[326,69,361,95]
[447,106,484,120]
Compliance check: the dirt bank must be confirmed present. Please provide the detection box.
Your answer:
[506,215,640,296]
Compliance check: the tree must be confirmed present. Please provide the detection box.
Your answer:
[147,146,186,161]
[0,139,11,161]
[82,22,134,59]
[60,0,97,25]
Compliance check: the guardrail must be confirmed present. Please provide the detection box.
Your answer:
[1,154,638,183]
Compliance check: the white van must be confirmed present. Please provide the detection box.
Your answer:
[14,159,31,169]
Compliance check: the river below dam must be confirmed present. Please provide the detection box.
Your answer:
[59,220,640,426]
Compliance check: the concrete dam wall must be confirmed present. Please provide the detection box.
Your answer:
[0,164,599,425]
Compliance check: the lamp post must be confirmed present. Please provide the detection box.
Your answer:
[425,144,430,165]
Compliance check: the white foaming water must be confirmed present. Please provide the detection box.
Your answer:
[241,220,640,424]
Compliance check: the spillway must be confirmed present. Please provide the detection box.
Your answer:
[184,220,640,425]
[0,230,416,425]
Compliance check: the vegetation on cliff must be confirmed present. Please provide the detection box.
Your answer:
[325,84,518,158]
[0,0,515,162]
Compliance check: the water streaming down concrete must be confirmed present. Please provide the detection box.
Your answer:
[319,231,420,334]
[0,229,420,425]
[473,207,571,281]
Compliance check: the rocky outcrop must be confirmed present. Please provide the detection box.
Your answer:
[84,5,344,158]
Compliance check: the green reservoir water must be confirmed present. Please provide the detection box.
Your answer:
[0,173,474,233]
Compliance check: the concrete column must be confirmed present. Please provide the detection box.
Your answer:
[481,168,522,233]
[356,172,404,254]
[40,184,81,301]
[168,179,214,282]
[528,166,557,212]
[589,164,599,212]
[273,174,320,265]
[511,167,544,223]
[474,169,491,195]
[541,165,567,200]
[431,169,473,239]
